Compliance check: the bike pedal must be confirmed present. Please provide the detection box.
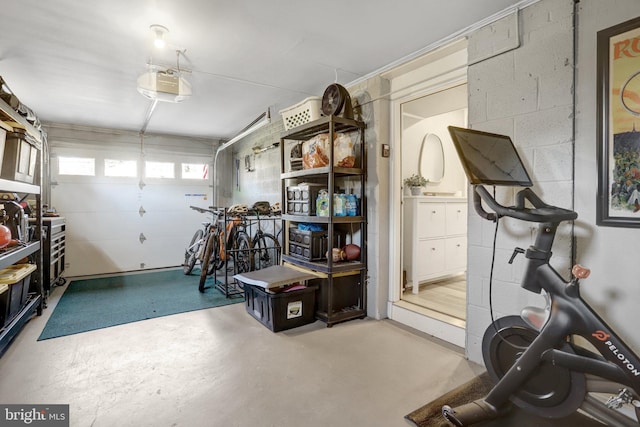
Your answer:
[606,388,634,410]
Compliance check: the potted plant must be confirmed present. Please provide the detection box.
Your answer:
[404,174,428,195]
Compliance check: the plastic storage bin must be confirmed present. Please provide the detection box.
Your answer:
[279,97,322,131]
[0,284,8,328]
[1,130,39,184]
[243,284,317,332]
[289,227,328,261]
[0,263,37,323]
[286,183,325,216]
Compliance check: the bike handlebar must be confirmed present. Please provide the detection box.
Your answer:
[473,186,577,223]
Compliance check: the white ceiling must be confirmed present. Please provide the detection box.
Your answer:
[0,0,524,140]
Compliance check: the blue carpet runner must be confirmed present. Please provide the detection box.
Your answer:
[38,269,242,340]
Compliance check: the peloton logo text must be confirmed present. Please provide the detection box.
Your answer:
[593,330,640,377]
[592,330,610,341]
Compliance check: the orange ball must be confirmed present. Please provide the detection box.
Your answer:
[0,225,12,249]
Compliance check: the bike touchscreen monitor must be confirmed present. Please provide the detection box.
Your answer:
[447,126,533,187]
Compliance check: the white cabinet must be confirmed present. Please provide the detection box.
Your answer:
[403,196,467,293]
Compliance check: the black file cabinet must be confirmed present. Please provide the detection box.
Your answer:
[41,217,66,292]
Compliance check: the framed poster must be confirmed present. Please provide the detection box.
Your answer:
[597,16,640,227]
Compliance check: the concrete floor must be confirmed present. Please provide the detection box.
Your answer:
[0,282,484,427]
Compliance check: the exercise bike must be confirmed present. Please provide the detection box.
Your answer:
[441,126,640,426]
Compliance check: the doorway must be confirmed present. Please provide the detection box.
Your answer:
[400,85,468,321]
[388,77,470,347]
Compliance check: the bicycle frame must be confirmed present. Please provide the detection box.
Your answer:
[185,206,222,275]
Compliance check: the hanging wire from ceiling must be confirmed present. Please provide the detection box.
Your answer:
[139,99,159,135]
[139,132,146,190]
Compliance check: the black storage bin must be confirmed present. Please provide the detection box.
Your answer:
[0,264,36,323]
[288,226,347,261]
[244,284,317,332]
[286,183,324,215]
[289,227,328,261]
[0,284,7,328]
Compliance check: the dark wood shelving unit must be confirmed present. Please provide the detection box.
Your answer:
[0,97,44,355]
[280,115,367,327]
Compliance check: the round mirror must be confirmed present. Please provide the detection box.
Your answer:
[419,133,445,183]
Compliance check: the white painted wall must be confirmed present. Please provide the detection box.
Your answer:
[464,0,640,364]
[349,76,392,320]
[221,119,285,209]
[465,0,576,362]
[574,0,640,350]
[401,106,468,197]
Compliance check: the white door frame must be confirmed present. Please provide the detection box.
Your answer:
[386,70,468,348]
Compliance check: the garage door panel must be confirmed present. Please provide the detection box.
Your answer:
[52,182,141,211]
[51,143,212,277]
[137,185,211,211]
[65,240,141,276]
[63,212,142,242]
[138,238,186,270]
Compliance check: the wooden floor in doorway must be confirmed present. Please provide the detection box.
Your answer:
[402,276,466,321]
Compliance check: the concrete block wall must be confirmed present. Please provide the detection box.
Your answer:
[215,118,285,209]
[465,0,576,363]
[349,76,391,319]
[574,0,640,351]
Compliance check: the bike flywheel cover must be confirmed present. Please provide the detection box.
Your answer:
[482,315,586,418]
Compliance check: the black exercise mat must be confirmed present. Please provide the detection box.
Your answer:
[405,372,605,426]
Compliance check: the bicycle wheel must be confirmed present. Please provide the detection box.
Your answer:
[232,231,252,274]
[198,232,216,292]
[253,232,281,270]
[482,315,586,418]
[206,229,225,274]
[183,229,203,275]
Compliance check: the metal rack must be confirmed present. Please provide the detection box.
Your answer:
[0,97,44,355]
[212,210,282,298]
[279,116,367,327]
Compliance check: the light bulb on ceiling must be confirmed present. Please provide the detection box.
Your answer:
[150,24,168,49]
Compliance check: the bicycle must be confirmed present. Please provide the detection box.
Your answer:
[441,126,640,426]
[248,208,281,271]
[183,206,223,275]
[198,206,252,292]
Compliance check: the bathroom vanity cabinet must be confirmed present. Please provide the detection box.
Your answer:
[403,196,467,293]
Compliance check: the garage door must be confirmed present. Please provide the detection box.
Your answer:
[49,132,215,277]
